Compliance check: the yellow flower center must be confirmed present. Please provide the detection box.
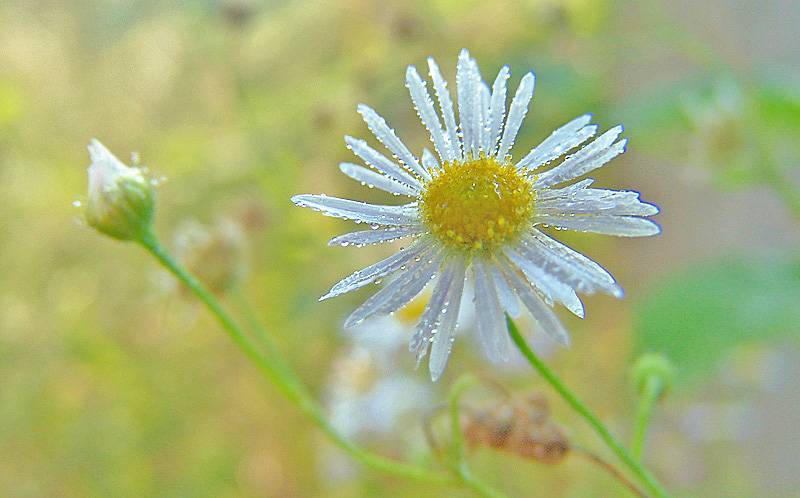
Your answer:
[419,155,536,253]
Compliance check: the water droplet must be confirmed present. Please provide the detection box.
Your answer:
[72,200,82,207]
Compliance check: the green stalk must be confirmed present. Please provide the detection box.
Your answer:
[448,375,479,462]
[228,288,292,371]
[138,230,450,486]
[631,377,663,461]
[448,462,514,498]
[506,316,670,498]
[445,375,513,498]
[231,286,511,498]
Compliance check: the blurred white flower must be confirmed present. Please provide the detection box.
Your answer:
[326,315,433,441]
[293,49,659,380]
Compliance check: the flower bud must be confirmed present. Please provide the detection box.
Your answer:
[84,139,155,242]
[631,353,676,399]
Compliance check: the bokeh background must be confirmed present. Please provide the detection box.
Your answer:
[1,0,799,496]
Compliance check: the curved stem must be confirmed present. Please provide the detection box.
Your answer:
[572,445,651,498]
[448,460,514,498]
[446,376,515,498]
[231,282,509,498]
[138,230,450,486]
[506,315,671,498]
[228,288,290,369]
[448,375,479,462]
[631,377,663,461]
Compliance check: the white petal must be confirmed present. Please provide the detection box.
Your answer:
[406,65,451,173]
[537,189,660,217]
[517,114,597,171]
[479,81,491,155]
[428,56,461,161]
[528,228,622,297]
[339,162,418,196]
[328,226,421,247]
[291,194,417,226]
[87,139,144,194]
[472,257,510,362]
[497,72,535,160]
[504,245,585,318]
[409,258,462,365]
[357,104,429,180]
[457,49,479,158]
[487,66,509,157]
[489,261,520,317]
[409,263,455,365]
[321,239,433,300]
[427,257,467,381]
[421,148,439,175]
[535,178,595,200]
[345,136,423,189]
[343,248,445,327]
[498,257,571,346]
[533,126,626,188]
[536,213,661,237]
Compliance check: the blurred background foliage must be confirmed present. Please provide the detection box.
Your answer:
[0,0,799,496]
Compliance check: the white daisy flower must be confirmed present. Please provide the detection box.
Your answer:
[292,49,659,381]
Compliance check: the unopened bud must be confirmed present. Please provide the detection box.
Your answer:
[84,139,154,242]
[631,353,676,399]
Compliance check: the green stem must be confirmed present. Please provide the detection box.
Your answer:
[138,230,450,486]
[506,316,670,498]
[443,375,514,498]
[230,279,509,498]
[228,288,290,370]
[572,445,651,498]
[448,461,514,498]
[631,377,663,461]
[448,375,479,462]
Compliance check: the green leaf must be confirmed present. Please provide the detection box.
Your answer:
[634,254,800,377]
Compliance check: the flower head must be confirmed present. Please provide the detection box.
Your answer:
[292,49,659,381]
[85,139,155,241]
